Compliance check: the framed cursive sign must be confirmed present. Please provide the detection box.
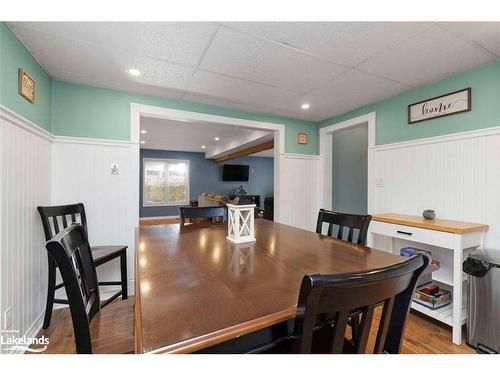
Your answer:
[408,88,471,124]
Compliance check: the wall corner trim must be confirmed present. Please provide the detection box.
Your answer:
[0,104,54,142]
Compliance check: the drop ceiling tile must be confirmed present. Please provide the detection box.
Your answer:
[438,22,500,57]
[182,93,274,115]
[140,117,272,155]
[287,69,410,120]
[11,27,195,91]
[50,69,186,99]
[225,22,433,66]
[270,109,324,122]
[358,25,496,87]
[188,70,302,109]
[9,22,218,67]
[199,26,349,93]
[11,27,119,79]
[121,56,195,90]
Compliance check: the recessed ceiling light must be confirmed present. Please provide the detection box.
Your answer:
[127,68,141,76]
[140,140,146,144]
[301,103,310,110]
[214,137,220,141]
[201,145,206,149]
[141,130,147,134]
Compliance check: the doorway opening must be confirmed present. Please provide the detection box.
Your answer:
[332,123,368,214]
[130,104,285,227]
[319,112,376,214]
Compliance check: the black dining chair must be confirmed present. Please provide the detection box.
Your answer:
[316,209,372,245]
[41,223,134,354]
[179,206,227,226]
[248,253,429,354]
[37,203,127,329]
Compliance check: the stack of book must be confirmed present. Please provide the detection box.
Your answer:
[413,284,452,310]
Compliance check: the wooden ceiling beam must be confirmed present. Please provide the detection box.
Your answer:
[215,139,274,163]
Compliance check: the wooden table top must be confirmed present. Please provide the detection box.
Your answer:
[135,219,406,354]
[372,213,489,234]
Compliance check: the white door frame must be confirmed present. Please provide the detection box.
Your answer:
[130,103,286,225]
[319,112,376,213]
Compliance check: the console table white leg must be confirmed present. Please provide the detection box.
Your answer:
[452,234,464,345]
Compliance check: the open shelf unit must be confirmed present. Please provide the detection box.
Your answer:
[367,216,487,344]
[412,280,468,326]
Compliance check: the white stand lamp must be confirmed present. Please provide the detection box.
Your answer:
[226,204,256,244]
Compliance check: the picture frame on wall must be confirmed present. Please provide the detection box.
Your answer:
[297,132,308,144]
[408,88,471,124]
[18,68,36,103]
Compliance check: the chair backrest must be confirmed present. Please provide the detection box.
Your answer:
[316,209,372,245]
[45,223,100,353]
[291,254,428,354]
[179,206,228,225]
[37,203,88,241]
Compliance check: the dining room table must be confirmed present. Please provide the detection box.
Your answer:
[134,218,406,354]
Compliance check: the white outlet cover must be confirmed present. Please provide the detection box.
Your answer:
[375,178,384,188]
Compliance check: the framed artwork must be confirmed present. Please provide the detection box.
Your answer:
[18,68,36,103]
[408,88,471,124]
[297,132,308,144]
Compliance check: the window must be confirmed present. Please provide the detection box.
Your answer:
[143,158,190,207]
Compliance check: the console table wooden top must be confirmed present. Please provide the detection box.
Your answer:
[371,213,488,234]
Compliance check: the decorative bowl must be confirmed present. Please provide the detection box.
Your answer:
[423,210,436,220]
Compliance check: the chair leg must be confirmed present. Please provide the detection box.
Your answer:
[350,314,361,344]
[120,252,128,300]
[43,256,57,329]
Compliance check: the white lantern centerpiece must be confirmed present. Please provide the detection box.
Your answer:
[226,204,256,244]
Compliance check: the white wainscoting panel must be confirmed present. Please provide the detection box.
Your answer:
[0,107,52,353]
[51,137,139,297]
[371,127,500,254]
[278,154,321,232]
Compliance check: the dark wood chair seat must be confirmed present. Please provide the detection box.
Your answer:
[32,299,135,354]
[91,245,127,265]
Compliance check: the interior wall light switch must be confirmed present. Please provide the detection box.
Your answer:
[375,178,384,188]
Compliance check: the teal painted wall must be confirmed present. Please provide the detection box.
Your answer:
[320,60,500,145]
[3,19,499,151]
[0,23,52,131]
[52,81,319,155]
[332,124,368,215]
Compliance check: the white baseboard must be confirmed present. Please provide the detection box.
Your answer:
[8,311,45,354]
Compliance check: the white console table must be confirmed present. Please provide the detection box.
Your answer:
[367,213,488,345]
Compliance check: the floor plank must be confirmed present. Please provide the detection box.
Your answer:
[31,305,474,354]
[365,309,474,354]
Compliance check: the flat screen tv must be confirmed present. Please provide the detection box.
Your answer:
[223,164,249,181]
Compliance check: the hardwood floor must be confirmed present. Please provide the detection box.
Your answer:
[31,306,474,354]
[369,309,474,354]
[29,300,135,354]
